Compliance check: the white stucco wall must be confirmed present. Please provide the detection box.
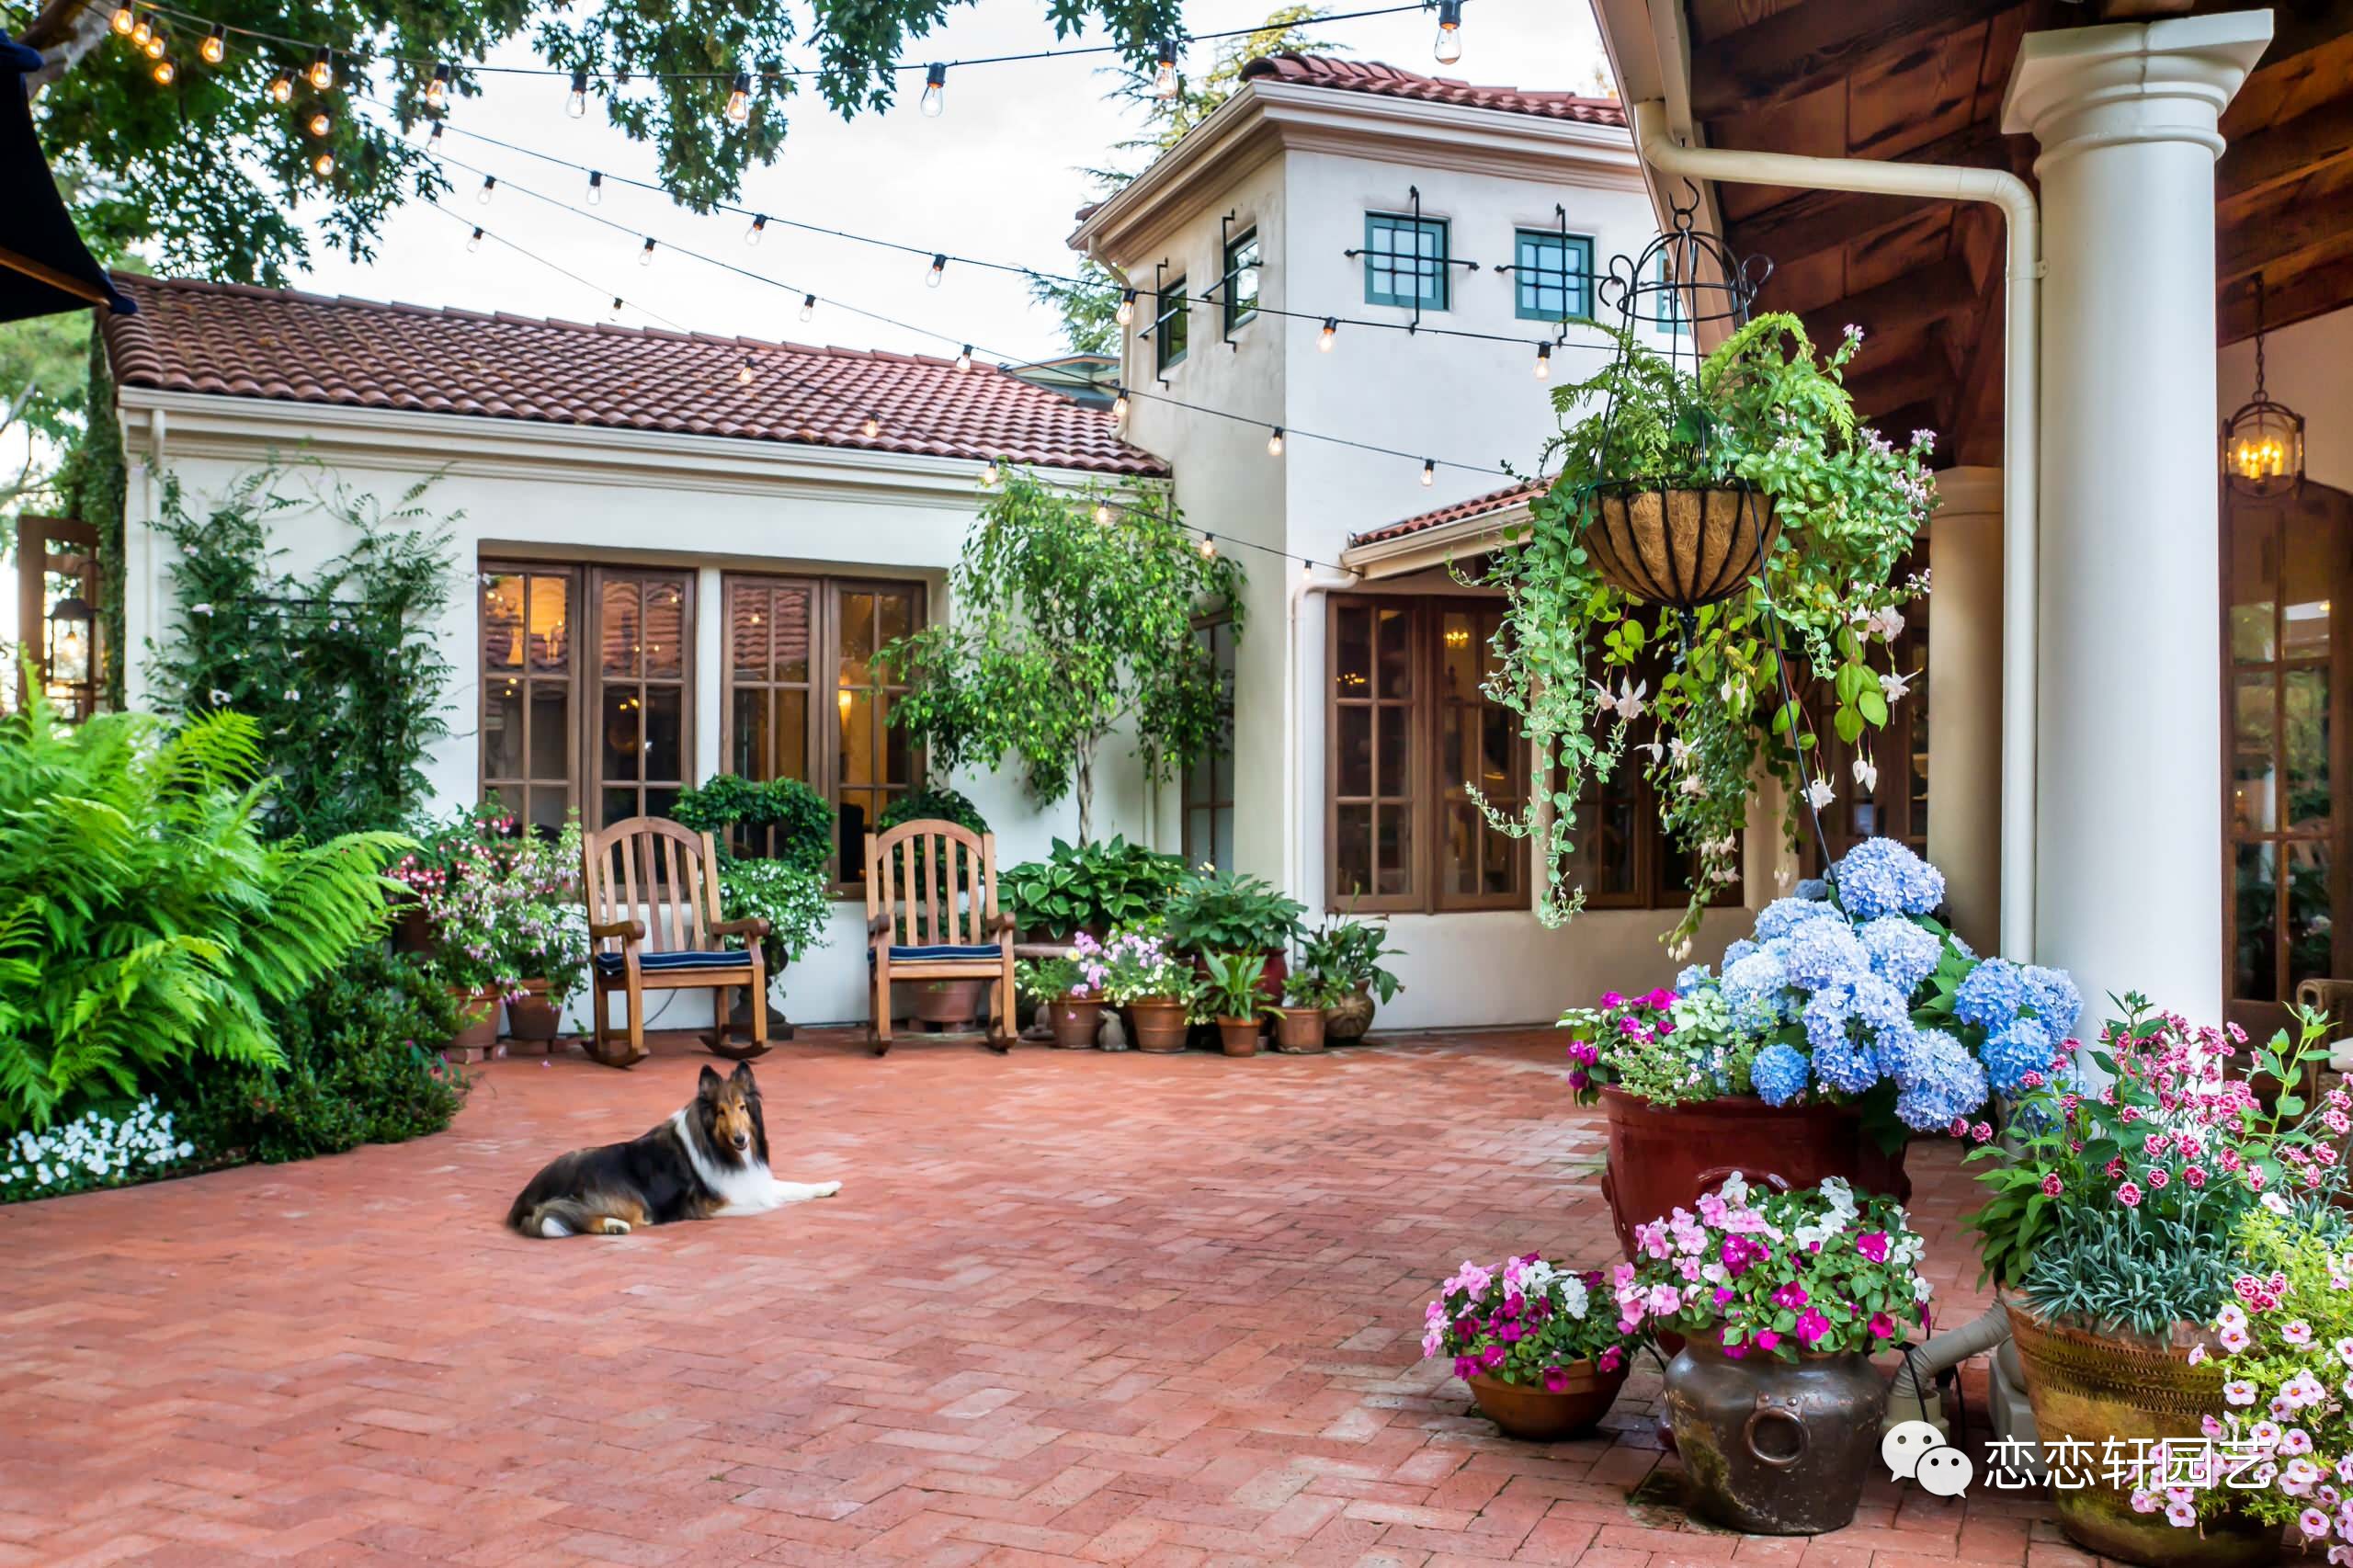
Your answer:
[2218,302,2353,495]
[115,394,1150,1027]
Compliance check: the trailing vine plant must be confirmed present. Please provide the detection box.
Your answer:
[146,464,457,844]
[1483,312,1937,950]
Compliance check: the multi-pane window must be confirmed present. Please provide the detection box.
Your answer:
[1223,231,1260,331]
[1327,597,1528,912]
[1577,730,1745,911]
[1183,617,1237,869]
[480,563,577,835]
[834,583,920,885]
[723,575,815,858]
[595,570,693,827]
[1513,229,1594,324]
[1155,277,1189,371]
[1362,213,1450,311]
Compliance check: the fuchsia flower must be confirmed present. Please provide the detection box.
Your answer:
[1795,1309,1832,1346]
[1755,1329,1780,1352]
[1771,1281,1808,1310]
[1542,1365,1569,1392]
[1855,1232,1890,1263]
[1868,1312,1897,1340]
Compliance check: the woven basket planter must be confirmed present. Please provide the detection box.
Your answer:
[1586,481,1778,608]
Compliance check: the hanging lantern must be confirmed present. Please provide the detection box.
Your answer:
[2223,276,2304,500]
[46,591,96,710]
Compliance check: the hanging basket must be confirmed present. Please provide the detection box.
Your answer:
[1585,480,1779,608]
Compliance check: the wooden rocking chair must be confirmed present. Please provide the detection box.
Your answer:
[583,816,770,1069]
[865,819,1014,1055]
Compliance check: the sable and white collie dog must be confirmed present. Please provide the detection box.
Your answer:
[506,1062,840,1238]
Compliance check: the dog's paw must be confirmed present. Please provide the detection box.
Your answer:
[816,1181,842,1199]
[594,1217,632,1235]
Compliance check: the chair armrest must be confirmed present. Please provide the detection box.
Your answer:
[867,914,893,937]
[590,918,646,942]
[989,911,1016,934]
[710,916,770,939]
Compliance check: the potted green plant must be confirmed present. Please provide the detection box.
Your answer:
[714,858,832,1033]
[1097,927,1195,1052]
[1017,950,1103,1050]
[878,786,993,1027]
[1273,970,1340,1053]
[673,775,835,1031]
[1966,996,2339,1567]
[1422,1256,1637,1442]
[1164,868,1304,1004]
[1298,915,1404,1043]
[1621,1177,1930,1535]
[1487,314,1937,949]
[1000,835,1186,942]
[1197,950,1267,1057]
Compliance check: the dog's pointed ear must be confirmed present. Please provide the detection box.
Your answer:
[698,1063,724,1096]
[730,1060,756,1093]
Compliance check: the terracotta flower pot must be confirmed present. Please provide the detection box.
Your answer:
[1126,998,1188,1052]
[1049,997,1105,1050]
[1215,1016,1261,1057]
[1587,481,1779,608]
[1324,986,1375,1044]
[1467,1359,1628,1443]
[911,977,987,1027]
[1663,1334,1887,1535]
[2006,1300,2279,1568]
[1273,1007,1326,1053]
[504,979,562,1042]
[1597,1086,1910,1262]
[444,986,498,1063]
[389,904,434,955]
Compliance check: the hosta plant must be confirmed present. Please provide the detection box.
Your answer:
[1161,867,1305,956]
[1423,1255,1639,1387]
[1000,835,1184,938]
[1483,315,1936,947]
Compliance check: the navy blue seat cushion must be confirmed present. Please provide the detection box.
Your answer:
[593,949,755,977]
[880,944,1004,961]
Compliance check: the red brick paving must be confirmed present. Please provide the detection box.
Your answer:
[0,1029,2083,1567]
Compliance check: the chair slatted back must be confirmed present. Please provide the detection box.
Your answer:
[866,821,996,948]
[584,816,724,956]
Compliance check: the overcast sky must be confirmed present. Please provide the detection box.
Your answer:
[290,0,1613,367]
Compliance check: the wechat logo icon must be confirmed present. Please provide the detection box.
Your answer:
[1883,1420,1974,1498]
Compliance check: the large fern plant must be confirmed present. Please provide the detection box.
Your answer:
[0,688,403,1131]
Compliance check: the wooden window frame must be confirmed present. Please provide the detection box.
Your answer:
[1222,230,1260,332]
[589,567,697,829]
[827,577,925,891]
[479,561,583,831]
[1511,229,1595,324]
[1576,767,1747,913]
[1363,212,1450,312]
[718,572,821,858]
[1182,614,1238,869]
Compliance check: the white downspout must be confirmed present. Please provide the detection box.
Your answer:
[1627,99,2041,962]
[1288,567,1341,911]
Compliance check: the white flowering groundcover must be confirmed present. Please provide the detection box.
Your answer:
[2,1098,201,1203]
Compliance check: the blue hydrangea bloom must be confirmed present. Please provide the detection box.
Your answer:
[1722,938,1760,969]
[1802,986,1854,1054]
[2023,965,2083,1040]
[1676,963,1714,992]
[1833,838,1947,921]
[1893,1028,1990,1130]
[1782,921,1871,992]
[1721,948,1789,1015]
[1858,915,1943,995]
[1752,1043,1811,1107]
[1983,1018,2053,1096]
[1794,879,1829,902]
[1847,973,1912,1039]
[1880,1025,1936,1085]
[1954,957,2030,1032]
[1756,896,1845,944]
[1812,1033,1882,1096]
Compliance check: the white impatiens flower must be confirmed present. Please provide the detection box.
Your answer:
[188,602,214,616]
[210,688,232,705]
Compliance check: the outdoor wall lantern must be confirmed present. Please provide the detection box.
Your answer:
[45,591,94,699]
[2223,275,2304,499]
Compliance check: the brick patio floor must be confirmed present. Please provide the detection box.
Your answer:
[0,1029,2096,1568]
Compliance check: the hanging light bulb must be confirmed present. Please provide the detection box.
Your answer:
[639,236,656,266]
[426,121,445,154]
[800,293,816,322]
[1319,317,1336,352]
[956,345,973,371]
[724,70,751,124]
[736,354,755,386]
[1433,0,1462,64]
[920,62,946,118]
[1094,501,1112,526]
[980,460,999,486]
[1267,427,1284,458]
[151,56,176,85]
[1421,459,1435,486]
[130,11,152,46]
[1199,533,1217,558]
[745,213,767,245]
[110,5,135,36]
[1153,39,1179,99]
[861,413,881,438]
[1533,340,1552,378]
[306,45,333,90]
[1300,557,1313,580]
[474,174,495,202]
[926,253,946,288]
[1116,288,1137,327]
[566,67,588,118]
[307,108,333,138]
[199,24,226,64]
[608,296,623,321]
[1111,387,1130,422]
[313,150,335,177]
[426,61,449,109]
[467,226,483,253]
[585,170,604,204]
[142,26,165,60]
[266,70,292,103]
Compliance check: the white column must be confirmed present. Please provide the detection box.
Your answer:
[2001,13,2269,1022]
[1926,467,2004,960]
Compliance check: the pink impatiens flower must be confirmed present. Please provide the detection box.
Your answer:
[1795,1309,1832,1346]
[1855,1232,1890,1263]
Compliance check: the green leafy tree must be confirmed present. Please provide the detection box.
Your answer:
[1026,256,1126,357]
[878,469,1241,845]
[21,0,1183,284]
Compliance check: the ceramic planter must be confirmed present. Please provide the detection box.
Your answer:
[1215,1016,1262,1057]
[1588,481,1780,608]
[1324,986,1376,1043]
[1049,997,1105,1050]
[1467,1359,1628,1443]
[911,977,987,1028]
[1126,998,1188,1052]
[1597,1086,1910,1261]
[444,986,498,1063]
[2006,1300,2279,1568]
[1273,1007,1326,1053]
[1663,1334,1887,1535]
[503,979,562,1052]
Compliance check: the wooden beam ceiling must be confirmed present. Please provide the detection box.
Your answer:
[2222,248,2353,342]
[1795,256,1976,349]
[1688,0,2016,123]
[2219,184,2353,282]
[2219,94,2353,203]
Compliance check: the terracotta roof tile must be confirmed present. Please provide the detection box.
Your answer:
[1239,53,1627,127]
[101,272,1165,477]
[1350,479,1546,547]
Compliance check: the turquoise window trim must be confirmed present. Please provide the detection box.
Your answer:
[1362,212,1449,312]
[1512,230,1596,324]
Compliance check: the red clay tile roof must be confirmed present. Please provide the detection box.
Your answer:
[1351,479,1547,548]
[101,272,1165,477]
[1239,53,1628,127]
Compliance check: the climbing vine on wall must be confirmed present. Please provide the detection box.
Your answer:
[51,327,128,710]
[146,464,458,843]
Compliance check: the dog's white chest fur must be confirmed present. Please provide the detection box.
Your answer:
[669,1111,824,1215]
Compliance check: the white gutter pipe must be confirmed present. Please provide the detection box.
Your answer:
[1289,566,1343,909]
[1628,100,2042,961]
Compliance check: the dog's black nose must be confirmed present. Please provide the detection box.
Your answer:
[733,1133,750,1151]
